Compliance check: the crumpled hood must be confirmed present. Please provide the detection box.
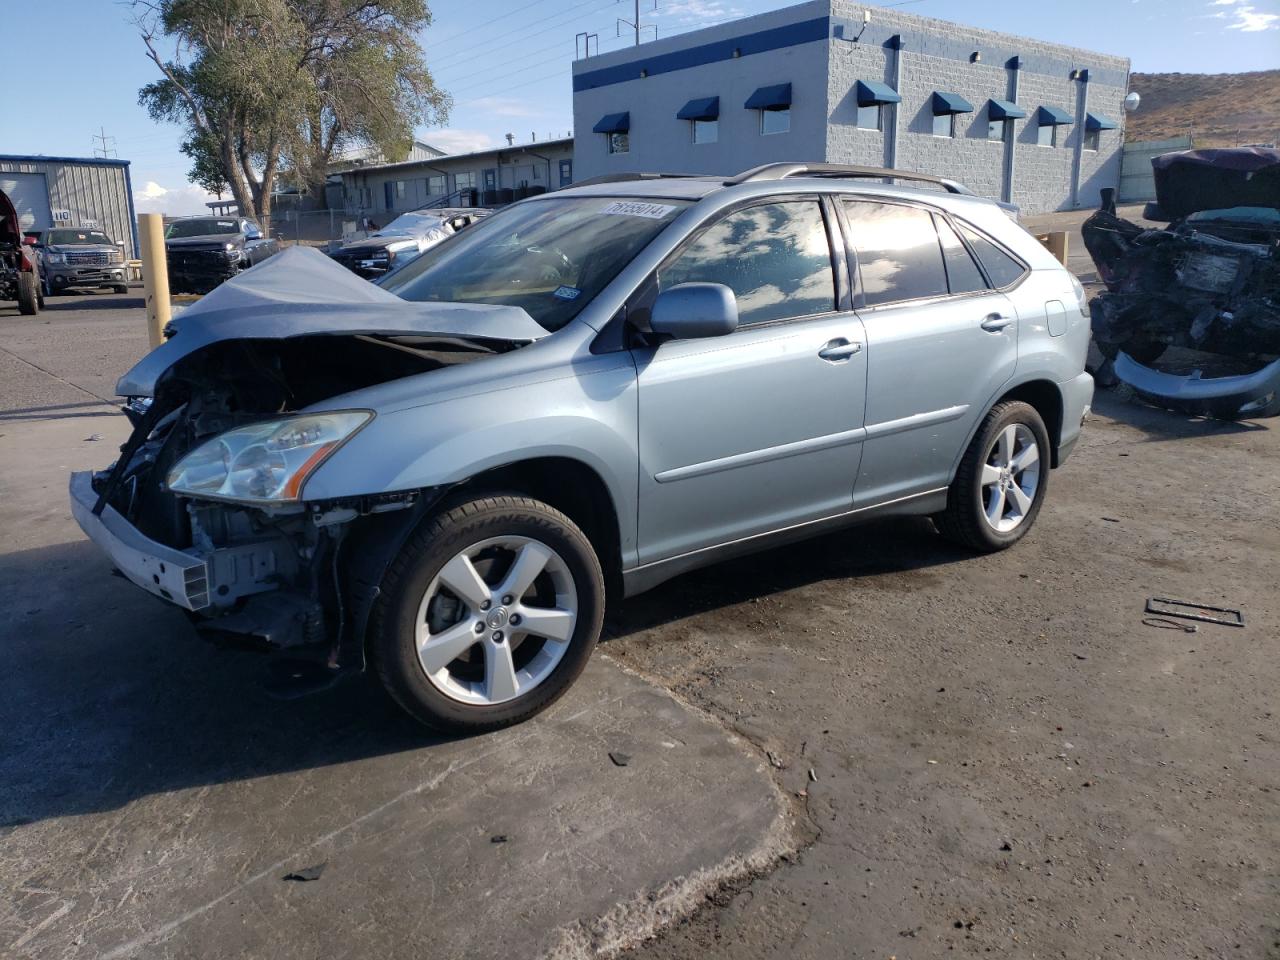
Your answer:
[337,234,420,252]
[116,245,548,397]
[166,233,243,248]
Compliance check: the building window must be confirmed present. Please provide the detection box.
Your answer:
[692,119,718,143]
[454,171,477,190]
[559,159,573,186]
[394,180,406,199]
[1036,122,1057,147]
[426,174,446,195]
[760,107,790,135]
[932,112,956,137]
[987,119,1008,142]
[1083,128,1100,151]
[608,132,629,154]
[856,104,881,131]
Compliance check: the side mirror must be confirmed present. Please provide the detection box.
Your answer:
[245,229,262,241]
[21,236,37,247]
[650,282,738,339]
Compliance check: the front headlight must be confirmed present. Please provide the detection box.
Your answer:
[166,411,372,503]
[46,251,66,264]
[110,249,124,263]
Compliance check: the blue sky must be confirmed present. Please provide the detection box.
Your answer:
[1,0,1275,213]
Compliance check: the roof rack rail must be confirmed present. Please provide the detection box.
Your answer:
[725,163,974,196]
[573,172,693,187]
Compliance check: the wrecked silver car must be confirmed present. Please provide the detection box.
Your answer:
[1083,147,1280,418]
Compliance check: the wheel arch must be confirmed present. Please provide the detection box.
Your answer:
[950,377,1066,480]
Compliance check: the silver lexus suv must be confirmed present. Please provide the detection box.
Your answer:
[71,164,1093,731]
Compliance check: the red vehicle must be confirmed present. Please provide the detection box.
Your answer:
[1,188,43,314]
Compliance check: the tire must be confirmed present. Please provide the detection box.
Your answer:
[113,285,129,295]
[16,271,39,315]
[370,494,605,732]
[935,400,1051,552]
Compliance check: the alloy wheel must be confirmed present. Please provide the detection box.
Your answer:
[414,536,578,705]
[979,423,1041,533]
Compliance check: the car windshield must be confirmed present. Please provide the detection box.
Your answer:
[382,197,690,331]
[165,219,240,238]
[47,229,114,245]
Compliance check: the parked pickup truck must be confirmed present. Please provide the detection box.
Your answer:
[165,216,279,294]
[32,227,129,295]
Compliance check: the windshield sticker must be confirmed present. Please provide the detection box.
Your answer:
[553,285,582,301]
[600,201,677,219]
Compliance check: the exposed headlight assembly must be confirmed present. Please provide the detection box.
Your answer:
[166,411,372,504]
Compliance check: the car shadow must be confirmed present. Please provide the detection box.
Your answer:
[0,539,451,830]
[605,515,971,640]
[1,516,969,828]
[42,293,144,311]
[1092,387,1270,441]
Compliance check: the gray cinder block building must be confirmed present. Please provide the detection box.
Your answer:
[571,0,1130,214]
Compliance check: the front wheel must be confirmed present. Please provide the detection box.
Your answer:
[370,495,605,732]
[16,271,39,315]
[935,400,1051,552]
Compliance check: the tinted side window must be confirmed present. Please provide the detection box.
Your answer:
[842,200,949,306]
[957,223,1027,288]
[659,201,835,326]
[934,215,988,294]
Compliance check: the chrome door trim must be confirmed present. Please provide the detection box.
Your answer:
[863,404,969,440]
[653,425,868,484]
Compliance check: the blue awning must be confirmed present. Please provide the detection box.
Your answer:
[592,112,630,134]
[987,99,1026,120]
[855,79,901,106]
[1086,112,1118,131]
[931,91,974,115]
[744,83,792,110]
[677,96,720,121]
[1037,105,1074,126]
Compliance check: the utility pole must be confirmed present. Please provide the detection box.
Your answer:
[91,126,117,160]
[617,0,657,46]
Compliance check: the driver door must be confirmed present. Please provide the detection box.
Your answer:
[631,198,868,565]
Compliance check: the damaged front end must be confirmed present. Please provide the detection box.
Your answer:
[71,247,544,692]
[1082,147,1280,419]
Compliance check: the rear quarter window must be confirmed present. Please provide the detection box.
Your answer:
[956,223,1028,288]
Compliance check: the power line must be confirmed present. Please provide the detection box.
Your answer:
[421,0,559,50]
[427,0,613,69]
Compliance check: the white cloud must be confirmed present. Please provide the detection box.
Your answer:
[462,96,545,119]
[134,180,219,216]
[420,128,495,156]
[1226,4,1280,29]
[656,0,746,27]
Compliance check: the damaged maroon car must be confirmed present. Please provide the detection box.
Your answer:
[1,188,44,315]
[1082,147,1280,419]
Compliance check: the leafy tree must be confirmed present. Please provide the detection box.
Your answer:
[135,0,449,227]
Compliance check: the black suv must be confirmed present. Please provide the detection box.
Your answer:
[164,216,280,294]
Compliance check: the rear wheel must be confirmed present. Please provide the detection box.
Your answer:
[113,284,129,294]
[16,271,39,315]
[936,401,1050,552]
[370,495,605,732]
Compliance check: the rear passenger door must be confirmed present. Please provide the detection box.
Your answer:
[840,198,1022,507]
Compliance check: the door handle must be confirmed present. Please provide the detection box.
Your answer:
[818,338,863,362]
[980,314,1015,332]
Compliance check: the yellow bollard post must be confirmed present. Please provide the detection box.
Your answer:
[138,213,171,348]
